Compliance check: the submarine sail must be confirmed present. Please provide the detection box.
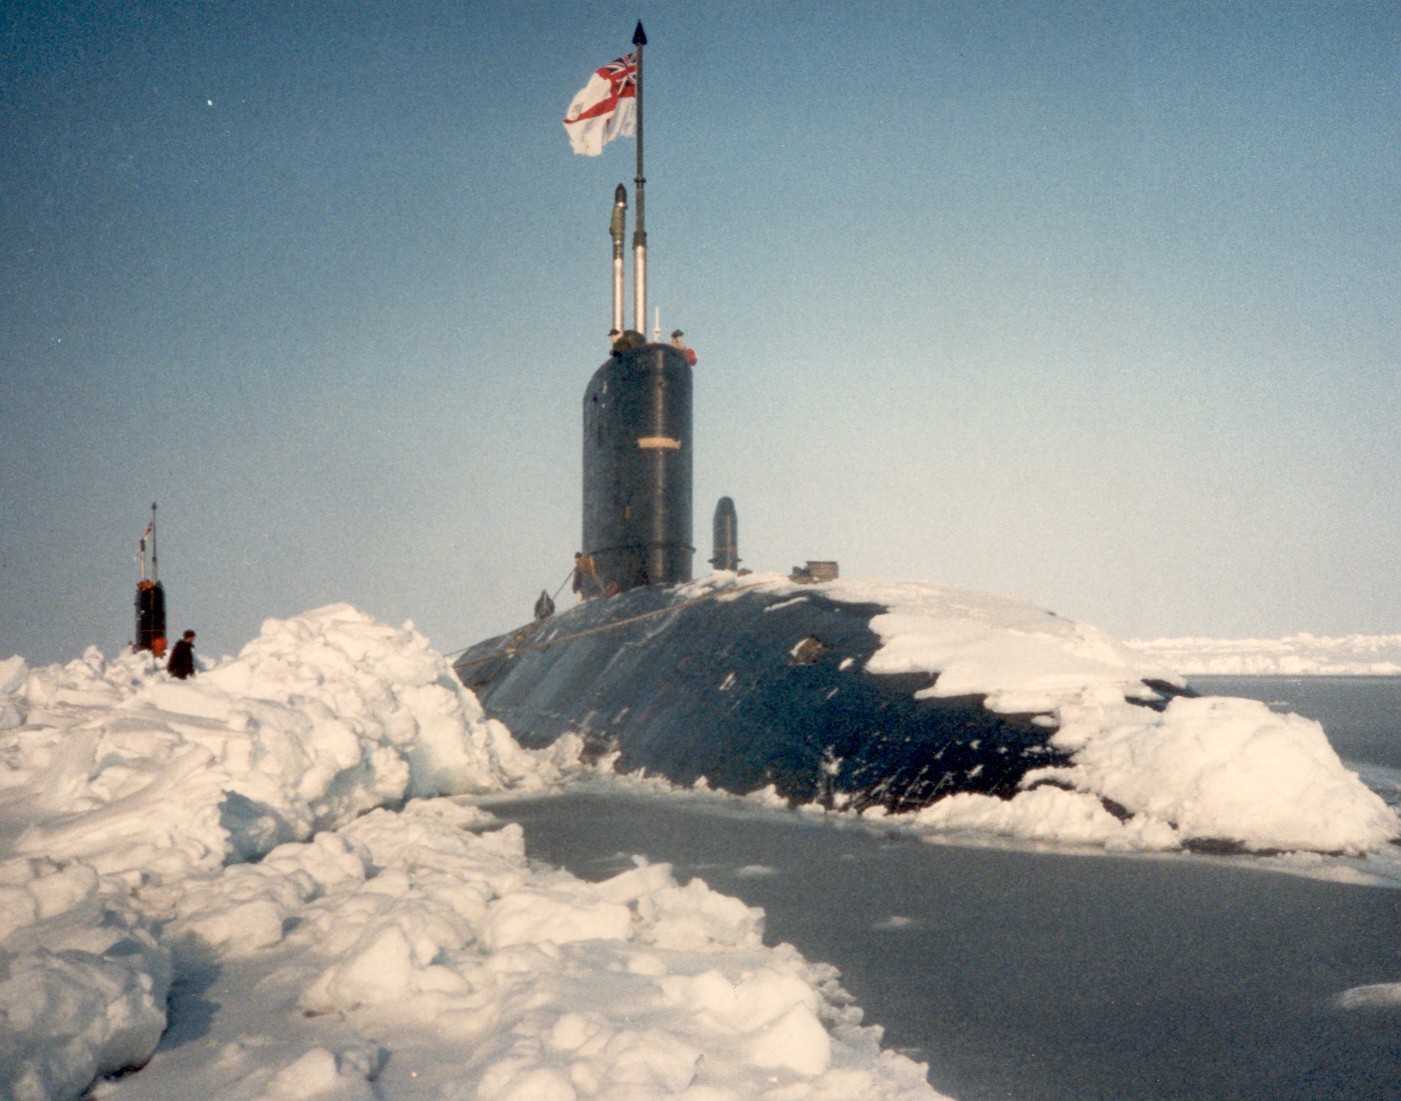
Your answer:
[134,503,167,656]
[582,341,693,594]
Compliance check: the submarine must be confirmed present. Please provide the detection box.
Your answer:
[454,223,1184,813]
[454,27,1187,814]
[452,316,1186,812]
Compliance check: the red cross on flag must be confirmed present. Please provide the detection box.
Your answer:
[563,52,637,156]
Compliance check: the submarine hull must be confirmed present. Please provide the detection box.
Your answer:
[454,581,1080,813]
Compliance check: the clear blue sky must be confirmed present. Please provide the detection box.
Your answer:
[3,1,1397,665]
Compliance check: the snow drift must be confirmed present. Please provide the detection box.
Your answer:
[0,605,946,1101]
[1,604,537,881]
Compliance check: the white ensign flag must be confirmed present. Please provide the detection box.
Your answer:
[563,51,637,156]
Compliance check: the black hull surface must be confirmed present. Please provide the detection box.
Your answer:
[453,582,1109,813]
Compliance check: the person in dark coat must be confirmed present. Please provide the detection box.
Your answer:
[167,630,197,679]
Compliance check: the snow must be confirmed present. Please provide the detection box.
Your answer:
[1,604,946,1101]
[2,591,1397,1100]
[1022,695,1397,853]
[1125,633,1401,675]
[0,858,168,1101]
[1,604,540,883]
[1336,983,1401,1010]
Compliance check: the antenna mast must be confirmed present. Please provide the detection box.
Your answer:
[631,21,647,333]
[611,185,627,333]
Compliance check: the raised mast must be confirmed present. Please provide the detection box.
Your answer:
[631,20,647,334]
[611,184,627,333]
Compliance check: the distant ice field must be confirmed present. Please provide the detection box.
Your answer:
[1130,634,1401,676]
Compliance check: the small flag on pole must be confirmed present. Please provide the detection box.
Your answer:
[563,51,637,156]
[140,521,153,550]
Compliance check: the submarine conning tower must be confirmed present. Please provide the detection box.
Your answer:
[134,502,167,656]
[582,339,694,594]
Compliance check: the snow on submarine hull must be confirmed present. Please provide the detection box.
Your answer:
[452,574,1186,813]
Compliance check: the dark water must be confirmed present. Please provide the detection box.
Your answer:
[487,678,1401,1101]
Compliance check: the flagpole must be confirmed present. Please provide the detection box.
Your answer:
[150,502,158,583]
[631,21,647,335]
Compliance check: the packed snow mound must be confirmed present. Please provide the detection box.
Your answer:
[709,576,1398,855]
[1,604,536,881]
[164,801,938,1100]
[694,574,1184,709]
[0,858,170,1101]
[1125,633,1401,676]
[0,606,948,1101]
[1029,695,1400,853]
[847,579,1182,710]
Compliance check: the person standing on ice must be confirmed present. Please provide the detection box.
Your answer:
[167,630,197,679]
